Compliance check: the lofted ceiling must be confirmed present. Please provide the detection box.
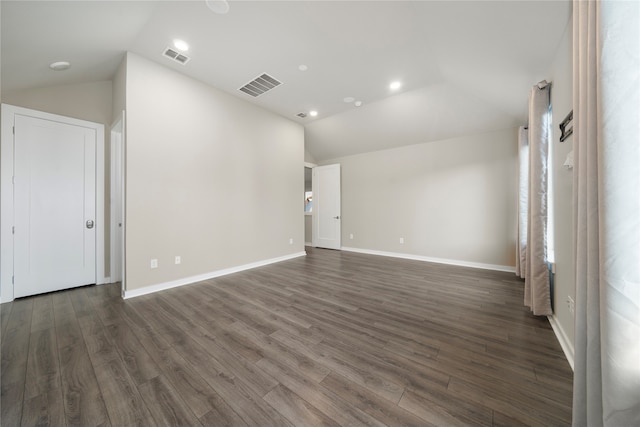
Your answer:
[1,0,571,161]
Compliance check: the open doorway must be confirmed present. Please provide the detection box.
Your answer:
[110,112,125,296]
[304,162,315,246]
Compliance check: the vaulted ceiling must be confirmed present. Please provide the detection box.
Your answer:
[1,1,571,161]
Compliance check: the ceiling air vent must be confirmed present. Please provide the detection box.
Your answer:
[239,73,282,97]
[163,48,191,65]
[296,112,307,118]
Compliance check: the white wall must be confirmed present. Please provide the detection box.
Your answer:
[304,148,317,164]
[2,81,113,126]
[547,20,575,365]
[323,127,518,269]
[124,53,304,292]
[112,55,126,122]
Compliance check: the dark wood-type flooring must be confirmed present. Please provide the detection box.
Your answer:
[1,247,573,426]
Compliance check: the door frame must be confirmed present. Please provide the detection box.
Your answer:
[110,112,126,296]
[1,104,106,303]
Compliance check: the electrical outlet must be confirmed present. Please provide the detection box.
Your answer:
[567,296,575,315]
[399,237,404,244]
[350,233,354,240]
[150,259,158,269]
[289,238,293,245]
[175,256,181,265]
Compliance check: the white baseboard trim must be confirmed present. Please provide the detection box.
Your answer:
[123,251,306,300]
[547,314,575,371]
[305,241,312,246]
[340,246,515,273]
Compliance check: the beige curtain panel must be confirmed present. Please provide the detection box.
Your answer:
[572,0,640,425]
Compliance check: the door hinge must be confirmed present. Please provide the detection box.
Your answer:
[12,276,14,284]
[12,226,15,235]
[13,126,15,135]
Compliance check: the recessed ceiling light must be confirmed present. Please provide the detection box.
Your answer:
[206,0,230,14]
[355,101,363,107]
[343,97,355,103]
[390,81,402,90]
[309,111,318,117]
[49,61,71,71]
[173,39,189,52]
[298,65,308,71]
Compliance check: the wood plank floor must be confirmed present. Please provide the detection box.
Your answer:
[1,247,573,426]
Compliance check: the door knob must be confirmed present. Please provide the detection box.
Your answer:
[333,216,340,219]
[86,220,94,229]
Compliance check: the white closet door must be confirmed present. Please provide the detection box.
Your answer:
[14,114,96,298]
[313,164,341,250]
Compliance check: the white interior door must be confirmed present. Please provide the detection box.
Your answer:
[313,164,341,250]
[14,114,97,298]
